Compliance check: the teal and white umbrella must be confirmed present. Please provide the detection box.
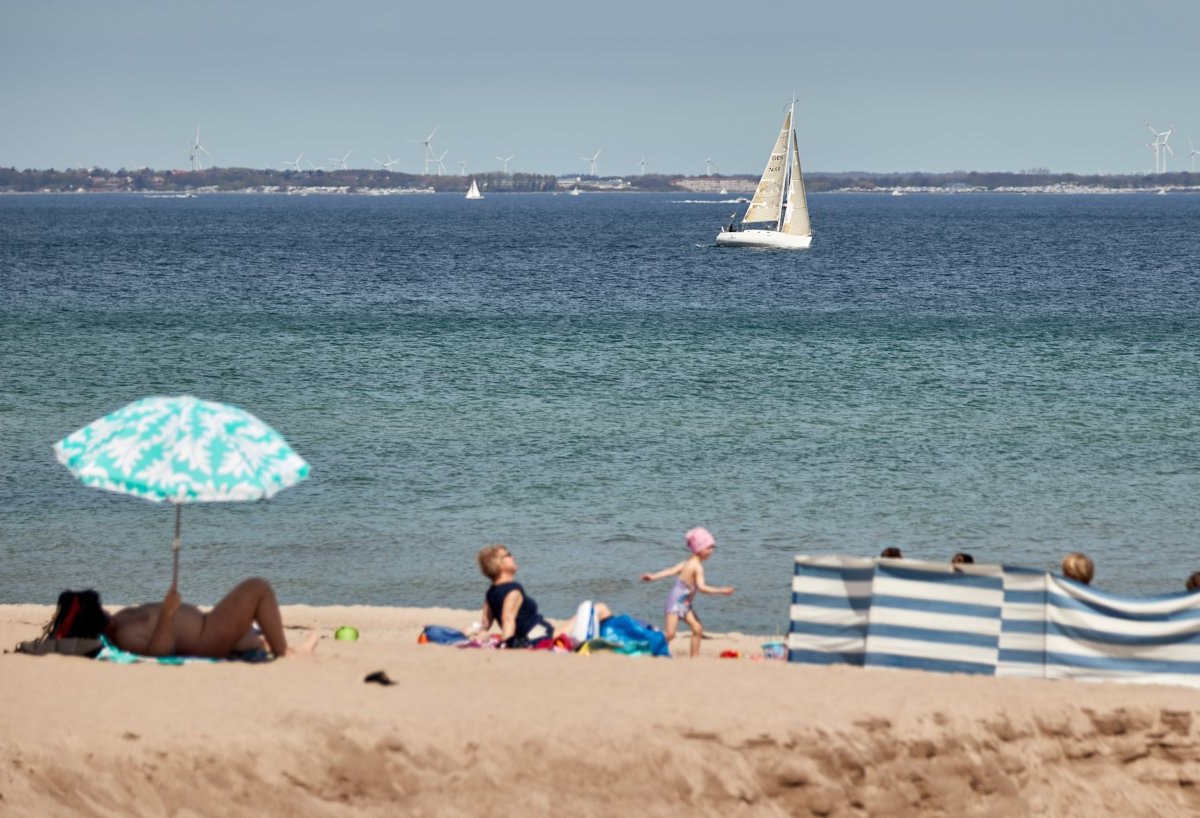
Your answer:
[54,395,310,585]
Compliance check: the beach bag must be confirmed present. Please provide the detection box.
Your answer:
[418,625,469,645]
[599,615,672,657]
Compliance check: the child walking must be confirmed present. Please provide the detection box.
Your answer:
[640,526,734,657]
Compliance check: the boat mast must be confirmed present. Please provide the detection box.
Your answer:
[775,96,795,233]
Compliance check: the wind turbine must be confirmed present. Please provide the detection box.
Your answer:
[1190,137,1199,173]
[434,148,448,176]
[496,154,513,174]
[407,125,439,174]
[581,149,601,177]
[328,150,352,171]
[1160,128,1175,172]
[459,160,467,176]
[182,126,212,171]
[283,152,304,171]
[704,157,718,176]
[372,154,400,171]
[1146,122,1174,173]
[638,157,647,175]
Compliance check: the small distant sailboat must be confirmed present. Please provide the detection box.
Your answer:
[569,186,581,197]
[465,178,484,199]
[716,98,812,249]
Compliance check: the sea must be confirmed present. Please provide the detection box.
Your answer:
[2,191,1198,634]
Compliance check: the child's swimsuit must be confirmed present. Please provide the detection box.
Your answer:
[664,578,696,617]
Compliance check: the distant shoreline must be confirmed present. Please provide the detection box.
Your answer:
[4,166,1199,196]
[4,185,1199,196]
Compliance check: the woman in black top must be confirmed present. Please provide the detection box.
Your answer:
[476,544,611,647]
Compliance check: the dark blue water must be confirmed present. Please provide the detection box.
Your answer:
[2,192,1198,633]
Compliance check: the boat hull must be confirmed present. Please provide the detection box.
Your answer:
[715,229,812,249]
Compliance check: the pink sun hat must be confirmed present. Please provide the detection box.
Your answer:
[685,526,715,554]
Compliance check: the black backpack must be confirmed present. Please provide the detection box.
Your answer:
[11,589,109,658]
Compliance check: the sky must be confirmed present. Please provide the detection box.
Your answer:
[1,0,1197,176]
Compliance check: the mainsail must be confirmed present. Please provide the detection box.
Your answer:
[740,110,792,225]
[781,134,811,236]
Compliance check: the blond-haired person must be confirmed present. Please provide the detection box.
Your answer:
[476,544,611,648]
[1061,552,1094,585]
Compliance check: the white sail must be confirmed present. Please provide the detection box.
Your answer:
[741,110,791,225]
[465,179,483,199]
[781,133,811,236]
[716,98,813,249]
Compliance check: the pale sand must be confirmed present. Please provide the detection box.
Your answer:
[2,603,1198,817]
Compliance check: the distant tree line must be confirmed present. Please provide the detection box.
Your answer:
[802,170,1198,192]
[0,167,561,193]
[0,166,1195,193]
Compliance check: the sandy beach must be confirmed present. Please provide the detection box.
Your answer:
[2,603,1198,817]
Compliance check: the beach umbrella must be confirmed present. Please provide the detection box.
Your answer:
[54,395,310,585]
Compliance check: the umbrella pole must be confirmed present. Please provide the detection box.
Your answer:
[172,504,181,587]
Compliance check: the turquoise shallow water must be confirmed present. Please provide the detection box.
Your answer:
[1,192,1198,632]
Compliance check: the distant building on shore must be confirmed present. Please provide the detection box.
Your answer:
[674,177,756,193]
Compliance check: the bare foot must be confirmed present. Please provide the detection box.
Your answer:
[287,632,319,657]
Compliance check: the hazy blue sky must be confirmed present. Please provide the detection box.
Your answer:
[2,0,1196,175]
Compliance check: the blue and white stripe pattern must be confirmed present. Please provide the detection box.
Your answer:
[1041,576,1200,687]
[863,560,1004,675]
[996,567,1048,678]
[787,556,874,666]
[788,555,1200,688]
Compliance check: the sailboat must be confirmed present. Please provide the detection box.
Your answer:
[465,178,484,200]
[715,98,812,249]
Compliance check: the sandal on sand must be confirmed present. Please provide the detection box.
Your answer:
[364,670,396,686]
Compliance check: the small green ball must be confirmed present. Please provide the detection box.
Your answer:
[334,626,359,642]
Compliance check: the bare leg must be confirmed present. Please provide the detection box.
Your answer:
[196,578,296,658]
[233,629,266,653]
[557,600,615,639]
[663,612,680,648]
[684,610,703,658]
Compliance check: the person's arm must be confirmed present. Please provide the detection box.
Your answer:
[144,585,182,656]
[474,601,494,636]
[499,589,523,642]
[640,561,685,582]
[695,565,734,596]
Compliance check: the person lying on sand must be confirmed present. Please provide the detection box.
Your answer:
[475,544,612,648]
[104,578,317,659]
